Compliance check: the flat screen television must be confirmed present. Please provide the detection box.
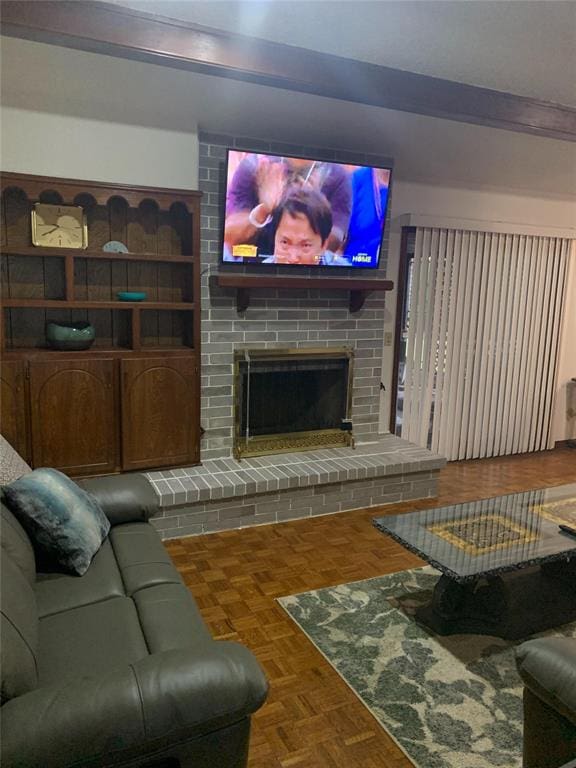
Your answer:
[221,149,391,269]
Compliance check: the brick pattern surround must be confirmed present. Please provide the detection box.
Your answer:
[198,132,394,460]
[146,133,447,540]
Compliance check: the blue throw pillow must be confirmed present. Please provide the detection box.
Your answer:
[2,468,110,576]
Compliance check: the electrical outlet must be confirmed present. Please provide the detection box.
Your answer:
[384,331,393,347]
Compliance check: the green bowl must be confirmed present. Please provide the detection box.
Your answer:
[46,321,95,351]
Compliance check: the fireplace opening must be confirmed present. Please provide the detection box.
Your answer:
[234,348,353,459]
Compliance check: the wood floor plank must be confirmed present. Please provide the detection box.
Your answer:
[165,446,576,768]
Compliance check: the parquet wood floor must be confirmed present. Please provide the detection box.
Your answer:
[165,446,576,768]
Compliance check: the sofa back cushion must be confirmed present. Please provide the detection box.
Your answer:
[1,550,39,702]
[1,502,36,585]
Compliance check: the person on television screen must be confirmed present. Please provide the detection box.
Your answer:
[344,166,390,267]
[224,153,352,257]
[263,186,352,266]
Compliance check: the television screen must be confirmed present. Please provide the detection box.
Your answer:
[221,149,391,269]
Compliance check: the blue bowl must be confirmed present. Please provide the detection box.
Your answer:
[117,291,147,302]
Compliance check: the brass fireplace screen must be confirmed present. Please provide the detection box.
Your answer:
[233,347,354,459]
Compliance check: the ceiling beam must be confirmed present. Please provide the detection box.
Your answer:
[2,0,575,142]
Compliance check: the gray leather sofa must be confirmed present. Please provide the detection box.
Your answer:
[516,637,576,768]
[1,473,268,768]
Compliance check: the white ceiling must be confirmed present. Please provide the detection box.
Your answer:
[114,0,576,107]
[2,6,575,198]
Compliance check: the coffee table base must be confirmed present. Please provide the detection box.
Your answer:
[415,561,576,640]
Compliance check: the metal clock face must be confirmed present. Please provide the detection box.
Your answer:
[31,203,88,249]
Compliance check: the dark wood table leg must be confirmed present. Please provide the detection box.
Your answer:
[415,562,576,640]
[542,556,576,584]
[415,573,508,637]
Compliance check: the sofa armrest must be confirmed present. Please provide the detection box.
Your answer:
[1,643,268,768]
[516,637,576,726]
[77,474,159,525]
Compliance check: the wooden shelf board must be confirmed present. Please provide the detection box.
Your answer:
[216,273,394,312]
[3,347,196,359]
[0,245,193,263]
[216,274,394,291]
[2,299,195,310]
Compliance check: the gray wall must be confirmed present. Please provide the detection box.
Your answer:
[198,133,394,460]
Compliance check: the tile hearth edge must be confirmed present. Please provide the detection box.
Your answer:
[146,435,445,540]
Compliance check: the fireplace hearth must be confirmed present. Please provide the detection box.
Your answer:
[234,348,354,459]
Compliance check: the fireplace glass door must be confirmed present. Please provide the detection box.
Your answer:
[234,348,353,458]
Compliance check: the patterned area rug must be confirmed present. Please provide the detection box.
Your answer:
[277,567,576,768]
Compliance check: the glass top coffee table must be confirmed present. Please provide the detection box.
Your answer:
[373,483,576,639]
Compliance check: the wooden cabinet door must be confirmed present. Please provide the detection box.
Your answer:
[121,356,199,470]
[1,360,30,462]
[29,359,118,475]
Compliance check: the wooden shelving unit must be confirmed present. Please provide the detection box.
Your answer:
[1,172,202,475]
[216,274,394,312]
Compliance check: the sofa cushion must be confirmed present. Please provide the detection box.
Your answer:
[1,502,36,585]
[109,522,183,595]
[35,539,125,618]
[3,468,110,576]
[1,551,39,702]
[134,583,211,653]
[78,474,158,525]
[38,597,148,686]
[516,637,576,726]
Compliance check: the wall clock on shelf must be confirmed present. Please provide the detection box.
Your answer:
[31,203,88,249]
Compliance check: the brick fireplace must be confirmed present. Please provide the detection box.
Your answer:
[198,133,395,459]
[146,133,445,539]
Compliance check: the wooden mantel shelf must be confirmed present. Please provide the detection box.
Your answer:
[216,274,394,313]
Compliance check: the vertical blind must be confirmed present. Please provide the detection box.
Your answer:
[401,228,572,460]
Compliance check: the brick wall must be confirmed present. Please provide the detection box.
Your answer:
[198,132,394,460]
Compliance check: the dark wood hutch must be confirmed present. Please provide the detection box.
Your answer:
[1,172,202,476]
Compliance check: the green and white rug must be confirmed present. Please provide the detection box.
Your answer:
[278,567,576,768]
